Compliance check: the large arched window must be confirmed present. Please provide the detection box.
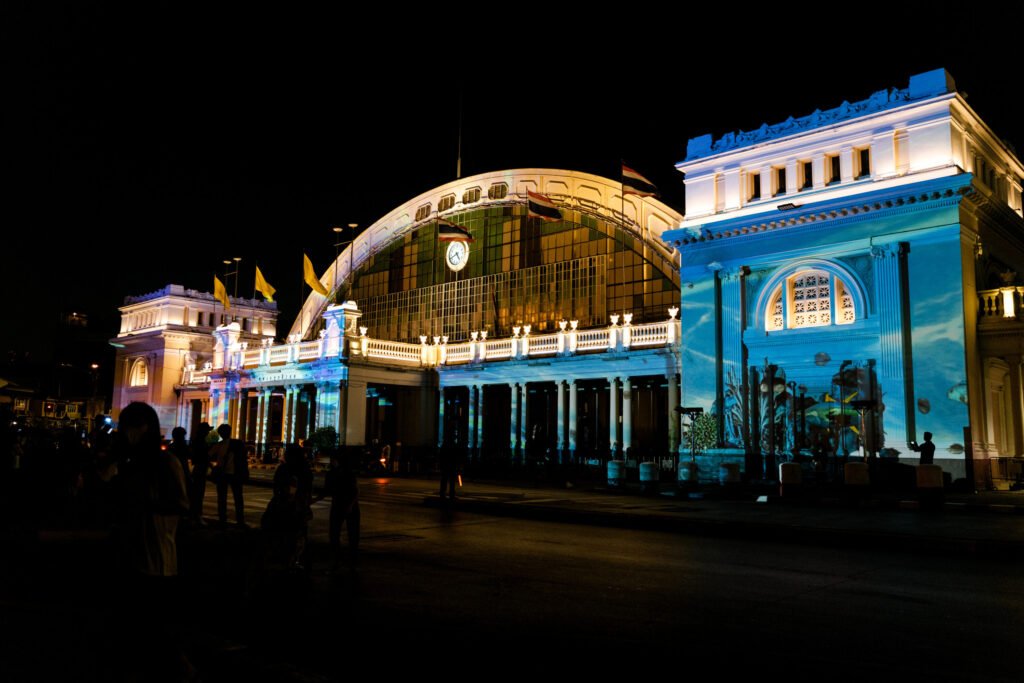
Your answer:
[765,268,856,331]
[129,358,148,387]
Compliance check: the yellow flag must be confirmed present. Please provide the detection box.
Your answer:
[255,266,276,302]
[303,253,329,296]
[213,275,231,310]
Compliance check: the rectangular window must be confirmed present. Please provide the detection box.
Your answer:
[749,172,761,200]
[827,155,841,184]
[775,167,786,195]
[857,148,871,178]
[415,204,431,221]
[438,195,455,212]
[800,161,813,190]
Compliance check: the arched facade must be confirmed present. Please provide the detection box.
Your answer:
[180,170,685,474]
[290,169,681,342]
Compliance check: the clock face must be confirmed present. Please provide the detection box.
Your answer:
[445,241,469,272]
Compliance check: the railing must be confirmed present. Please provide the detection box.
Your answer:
[629,322,669,347]
[298,340,321,361]
[365,339,421,365]
[485,339,514,360]
[445,344,473,364]
[528,334,559,355]
[181,312,681,385]
[268,346,290,364]
[979,287,1024,320]
[576,329,609,352]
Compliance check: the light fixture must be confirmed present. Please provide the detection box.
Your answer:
[777,202,801,211]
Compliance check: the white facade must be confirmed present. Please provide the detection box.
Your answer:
[111,284,278,436]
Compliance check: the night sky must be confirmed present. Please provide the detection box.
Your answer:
[7,7,1023,375]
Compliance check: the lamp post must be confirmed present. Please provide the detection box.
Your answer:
[332,223,359,303]
[838,360,852,459]
[765,364,778,479]
[222,257,242,318]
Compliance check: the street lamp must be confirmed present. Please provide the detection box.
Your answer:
[332,223,359,303]
[222,257,242,304]
[838,360,852,459]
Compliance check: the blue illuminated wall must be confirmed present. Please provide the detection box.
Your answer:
[668,175,976,475]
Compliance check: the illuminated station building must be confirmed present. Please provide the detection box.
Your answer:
[112,69,1024,487]
[113,170,685,471]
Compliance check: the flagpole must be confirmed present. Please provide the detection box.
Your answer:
[251,263,257,334]
[300,251,305,340]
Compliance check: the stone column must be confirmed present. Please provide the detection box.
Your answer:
[475,384,485,456]
[509,383,519,455]
[306,388,316,438]
[557,380,566,463]
[290,385,300,444]
[668,372,680,454]
[254,389,265,456]
[468,385,477,450]
[280,387,290,444]
[568,380,578,461]
[622,378,633,464]
[872,243,913,449]
[437,387,445,448]
[259,387,272,456]
[519,383,528,455]
[237,390,249,443]
[1008,356,1024,457]
[608,376,619,458]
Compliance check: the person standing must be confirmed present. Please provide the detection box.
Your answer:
[438,437,459,502]
[320,449,360,570]
[910,431,936,465]
[109,401,193,679]
[210,423,248,527]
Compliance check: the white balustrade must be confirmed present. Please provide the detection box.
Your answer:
[485,339,514,360]
[191,311,681,383]
[629,322,669,347]
[526,333,558,356]
[576,329,609,351]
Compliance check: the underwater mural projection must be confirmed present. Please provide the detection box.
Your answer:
[906,237,970,459]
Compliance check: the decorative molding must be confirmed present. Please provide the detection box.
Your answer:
[673,185,966,248]
[685,84,918,161]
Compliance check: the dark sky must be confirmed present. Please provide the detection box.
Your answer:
[6,6,1023,366]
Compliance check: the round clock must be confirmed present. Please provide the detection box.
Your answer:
[445,241,469,272]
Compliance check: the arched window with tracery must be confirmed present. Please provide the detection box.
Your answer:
[129,358,148,387]
[765,268,856,331]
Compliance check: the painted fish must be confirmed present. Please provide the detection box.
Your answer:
[947,382,969,405]
[917,398,931,415]
[814,352,831,367]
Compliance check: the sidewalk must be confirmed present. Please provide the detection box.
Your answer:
[244,466,1024,558]
[418,473,1024,558]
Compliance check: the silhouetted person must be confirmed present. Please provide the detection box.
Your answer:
[189,422,212,524]
[109,401,193,680]
[319,449,360,569]
[439,438,459,502]
[273,444,314,566]
[210,423,248,526]
[261,474,305,569]
[168,426,192,497]
[910,431,936,465]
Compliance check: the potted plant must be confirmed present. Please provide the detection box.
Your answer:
[679,412,718,485]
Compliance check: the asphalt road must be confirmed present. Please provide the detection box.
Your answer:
[4,476,1022,681]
